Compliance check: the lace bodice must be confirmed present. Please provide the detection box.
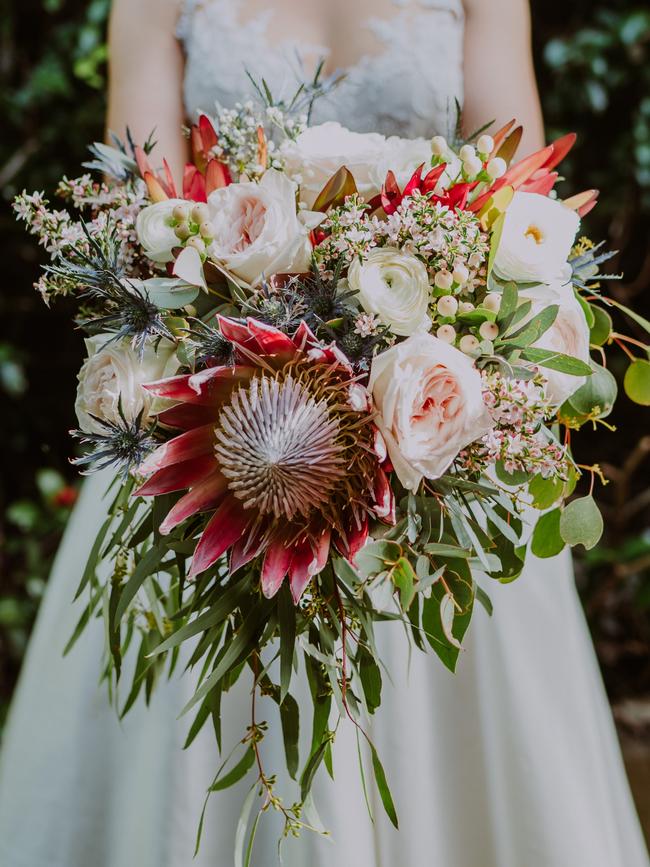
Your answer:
[177,0,465,139]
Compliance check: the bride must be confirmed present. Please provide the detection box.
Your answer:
[1,1,648,865]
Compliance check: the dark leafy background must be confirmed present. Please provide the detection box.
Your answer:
[1,0,649,759]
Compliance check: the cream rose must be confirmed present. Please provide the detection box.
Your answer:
[494,192,580,284]
[280,122,387,207]
[136,198,186,264]
[348,248,431,337]
[521,281,591,406]
[75,336,178,435]
[206,169,319,286]
[369,333,494,491]
[370,136,434,193]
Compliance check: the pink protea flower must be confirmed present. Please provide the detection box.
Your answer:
[136,317,394,602]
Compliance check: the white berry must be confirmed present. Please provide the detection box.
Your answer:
[459,334,480,353]
[437,295,459,317]
[482,293,502,313]
[479,321,500,340]
[434,270,454,291]
[437,324,457,344]
[477,134,495,155]
[487,157,507,180]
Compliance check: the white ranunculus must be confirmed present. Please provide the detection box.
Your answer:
[369,333,494,491]
[520,281,591,406]
[370,135,434,192]
[206,169,320,286]
[136,198,186,264]
[348,248,431,337]
[280,122,387,207]
[75,336,179,435]
[494,192,580,284]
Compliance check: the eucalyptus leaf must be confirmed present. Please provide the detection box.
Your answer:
[531,508,565,558]
[624,358,650,406]
[559,496,604,550]
[142,277,200,309]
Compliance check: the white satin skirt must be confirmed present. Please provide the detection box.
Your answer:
[1,471,648,867]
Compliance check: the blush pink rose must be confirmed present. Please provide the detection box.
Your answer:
[369,333,494,491]
[206,169,321,287]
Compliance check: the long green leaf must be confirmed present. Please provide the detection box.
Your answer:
[279,694,300,779]
[180,601,271,716]
[370,744,399,829]
[210,747,255,792]
[149,574,251,656]
[114,543,166,622]
[520,346,593,376]
[278,584,296,702]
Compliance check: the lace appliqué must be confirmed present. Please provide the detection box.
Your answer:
[178,0,464,139]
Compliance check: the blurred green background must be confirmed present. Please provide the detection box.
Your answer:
[1,0,649,779]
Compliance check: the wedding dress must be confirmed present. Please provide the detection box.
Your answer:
[1,2,648,865]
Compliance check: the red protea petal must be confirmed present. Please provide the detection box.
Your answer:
[577,198,598,218]
[261,540,292,599]
[134,146,153,179]
[421,164,446,195]
[140,424,215,476]
[373,468,395,522]
[489,119,517,156]
[288,530,331,603]
[230,527,266,574]
[217,315,262,353]
[183,165,208,203]
[190,126,208,174]
[205,158,231,194]
[381,170,402,215]
[135,454,217,496]
[145,366,254,406]
[246,318,297,355]
[337,514,369,562]
[543,132,577,171]
[159,470,227,535]
[144,172,169,203]
[189,497,250,577]
[520,170,558,196]
[157,403,216,430]
[257,125,268,170]
[160,159,178,199]
[293,320,319,352]
[402,164,425,199]
[198,113,219,153]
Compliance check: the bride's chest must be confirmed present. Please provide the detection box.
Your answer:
[179,0,465,138]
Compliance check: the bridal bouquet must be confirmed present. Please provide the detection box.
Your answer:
[15,88,650,852]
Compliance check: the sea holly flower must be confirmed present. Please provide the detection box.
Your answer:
[136,317,393,601]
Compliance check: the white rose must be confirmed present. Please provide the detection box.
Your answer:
[75,336,179,435]
[369,333,495,491]
[206,169,319,286]
[520,281,591,406]
[280,122,387,207]
[348,248,431,337]
[136,198,186,264]
[494,192,580,284]
[370,135,433,192]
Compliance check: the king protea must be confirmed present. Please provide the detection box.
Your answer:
[136,317,394,602]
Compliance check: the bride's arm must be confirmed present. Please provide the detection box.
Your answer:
[462,0,545,156]
[107,0,188,181]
